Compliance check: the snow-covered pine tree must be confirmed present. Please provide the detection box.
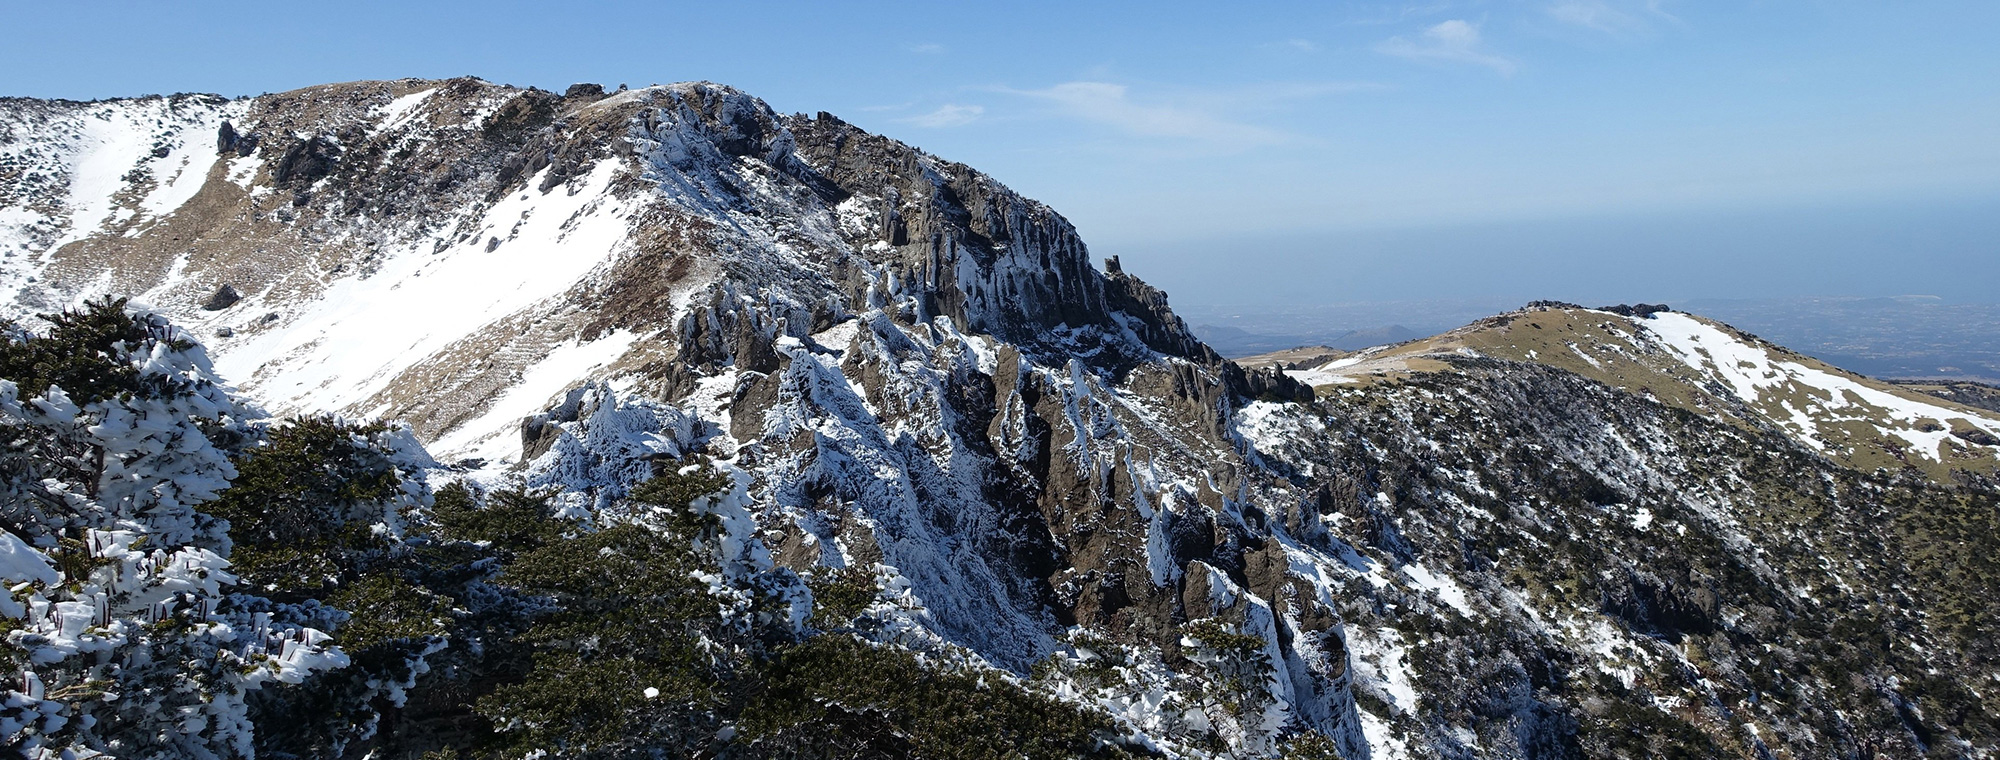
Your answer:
[0,300,348,758]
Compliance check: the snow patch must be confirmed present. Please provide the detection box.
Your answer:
[0,531,59,588]
[1285,354,1364,387]
[373,88,437,133]
[1400,563,1477,617]
[1641,312,2000,461]
[1351,625,1420,713]
[434,329,640,460]
[215,160,634,418]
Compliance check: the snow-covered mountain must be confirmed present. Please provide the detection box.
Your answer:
[0,79,1224,462]
[4,78,1997,758]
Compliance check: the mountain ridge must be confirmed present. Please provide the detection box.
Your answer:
[4,77,1998,759]
[1258,303,2000,478]
[1,77,1284,463]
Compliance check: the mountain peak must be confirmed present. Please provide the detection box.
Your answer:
[0,76,1232,459]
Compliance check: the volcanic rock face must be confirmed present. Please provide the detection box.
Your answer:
[4,78,1998,758]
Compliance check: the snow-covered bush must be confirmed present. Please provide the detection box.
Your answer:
[205,415,443,757]
[0,300,347,758]
[2,302,1138,759]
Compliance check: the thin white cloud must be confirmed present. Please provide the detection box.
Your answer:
[1238,81,1389,99]
[899,103,983,128]
[992,80,1380,148]
[1341,2,1469,27]
[908,42,947,54]
[1545,0,1678,35]
[1267,38,1318,52]
[999,82,1285,144]
[1376,19,1518,75]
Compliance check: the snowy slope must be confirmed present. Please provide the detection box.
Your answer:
[0,94,244,310]
[1638,311,2000,461]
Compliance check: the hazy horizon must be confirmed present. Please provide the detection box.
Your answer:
[1114,189,2000,313]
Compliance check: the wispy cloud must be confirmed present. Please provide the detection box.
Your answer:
[998,82,1286,144]
[1266,38,1318,52]
[1341,2,1470,27]
[1376,19,1518,75]
[908,42,947,54]
[898,103,983,128]
[992,80,1381,148]
[1545,0,1678,35]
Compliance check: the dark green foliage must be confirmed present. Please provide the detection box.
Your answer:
[1030,632,1130,697]
[1181,620,1277,720]
[325,573,453,652]
[208,415,406,602]
[805,565,877,630]
[0,297,189,404]
[628,459,732,534]
[48,533,119,585]
[210,416,465,758]
[481,650,717,754]
[210,415,401,542]
[427,483,565,554]
[477,521,732,755]
[443,465,752,757]
[1183,619,1269,656]
[1576,686,1725,760]
[1886,480,2000,650]
[741,634,1127,760]
[1278,731,1344,760]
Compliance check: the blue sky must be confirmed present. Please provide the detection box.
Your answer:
[5,1,1997,306]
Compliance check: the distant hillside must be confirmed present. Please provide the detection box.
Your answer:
[1245,303,2000,478]
[1194,322,1424,357]
[1662,297,2000,384]
[1895,379,2000,415]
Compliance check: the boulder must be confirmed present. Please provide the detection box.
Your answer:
[202,284,241,311]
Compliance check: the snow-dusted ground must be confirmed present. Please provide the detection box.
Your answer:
[1639,312,2000,461]
[0,96,244,310]
[211,159,640,453]
[433,329,640,459]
